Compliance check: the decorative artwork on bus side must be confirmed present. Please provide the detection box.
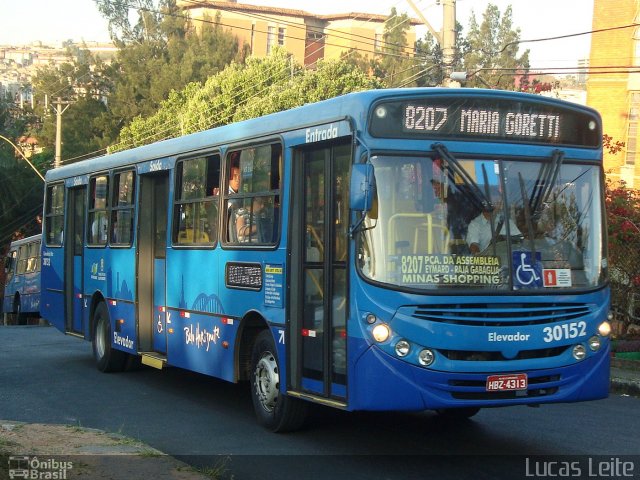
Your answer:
[90,259,106,281]
[184,323,221,351]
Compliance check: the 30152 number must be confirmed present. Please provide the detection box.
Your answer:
[542,321,587,343]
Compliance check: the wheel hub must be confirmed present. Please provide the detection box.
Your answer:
[96,320,106,359]
[254,351,279,413]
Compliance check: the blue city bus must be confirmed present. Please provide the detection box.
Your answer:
[3,234,42,325]
[40,88,611,431]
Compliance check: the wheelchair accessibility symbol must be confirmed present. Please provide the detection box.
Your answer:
[513,251,543,288]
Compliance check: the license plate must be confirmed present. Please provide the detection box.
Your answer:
[486,373,528,392]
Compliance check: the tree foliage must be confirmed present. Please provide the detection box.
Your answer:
[461,4,529,89]
[114,49,381,151]
[94,0,247,124]
[31,50,117,165]
[342,3,526,89]
[378,8,419,88]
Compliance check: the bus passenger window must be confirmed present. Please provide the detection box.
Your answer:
[88,175,109,246]
[224,144,281,245]
[111,171,135,246]
[172,154,219,246]
[45,184,64,247]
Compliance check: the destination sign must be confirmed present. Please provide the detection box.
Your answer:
[398,254,502,286]
[369,96,601,147]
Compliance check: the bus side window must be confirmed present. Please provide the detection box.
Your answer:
[4,251,16,275]
[88,175,109,246]
[45,184,64,247]
[17,245,28,275]
[172,153,219,246]
[111,170,136,246]
[224,144,281,245]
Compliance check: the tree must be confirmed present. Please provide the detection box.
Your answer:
[378,8,420,88]
[461,4,529,89]
[95,0,247,126]
[31,50,118,166]
[113,49,381,151]
[0,145,43,248]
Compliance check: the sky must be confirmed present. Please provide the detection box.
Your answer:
[0,0,594,70]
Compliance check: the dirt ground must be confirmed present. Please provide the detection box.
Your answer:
[0,421,224,479]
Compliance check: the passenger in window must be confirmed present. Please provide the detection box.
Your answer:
[536,203,581,269]
[227,159,242,242]
[236,197,271,243]
[205,202,218,242]
[229,165,240,195]
[91,213,108,244]
[466,204,521,254]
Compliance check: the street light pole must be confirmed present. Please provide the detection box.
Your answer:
[0,134,45,181]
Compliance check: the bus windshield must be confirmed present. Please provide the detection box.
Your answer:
[357,154,606,292]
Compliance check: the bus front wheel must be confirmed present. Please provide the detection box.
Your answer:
[92,302,127,373]
[250,329,307,432]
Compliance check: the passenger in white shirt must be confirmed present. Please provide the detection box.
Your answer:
[466,209,521,254]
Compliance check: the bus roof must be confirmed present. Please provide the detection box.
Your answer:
[45,88,600,182]
[8,234,42,248]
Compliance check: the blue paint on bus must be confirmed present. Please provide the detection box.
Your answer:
[3,234,41,322]
[39,89,610,429]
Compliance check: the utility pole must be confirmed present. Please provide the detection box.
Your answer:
[406,0,457,85]
[442,0,457,81]
[51,97,71,169]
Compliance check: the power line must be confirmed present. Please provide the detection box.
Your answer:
[501,22,640,53]
[62,0,425,160]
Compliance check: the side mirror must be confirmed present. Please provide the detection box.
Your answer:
[350,163,376,212]
[3,256,12,273]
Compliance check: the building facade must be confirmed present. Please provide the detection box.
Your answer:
[177,0,418,68]
[587,0,640,185]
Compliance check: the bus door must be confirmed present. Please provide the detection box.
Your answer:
[137,172,169,356]
[290,142,351,400]
[65,186,85,334]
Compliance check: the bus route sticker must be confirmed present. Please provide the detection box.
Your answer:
[264,264,284,307]
[399,254,501,286]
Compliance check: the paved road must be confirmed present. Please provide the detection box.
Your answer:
[1,326,639,479]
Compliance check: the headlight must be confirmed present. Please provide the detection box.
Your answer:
[395,340,410,357]
[372,324,391,342]
[598,321,611,337]
[588,335,601,351]
[572,344,586,360]
[365,313,377,324]
[418,349,435,366]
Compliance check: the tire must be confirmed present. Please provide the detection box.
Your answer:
[14,298,26,325]
[92,302,127,373]
[435,407,481,420]
[250,329,308,432]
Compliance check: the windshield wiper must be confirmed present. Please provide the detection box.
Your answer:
[432,143,494,213]
[519,172,537,260]
[530,149,564,218]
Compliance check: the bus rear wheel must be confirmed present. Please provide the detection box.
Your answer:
[92,302,127,373]
[435,407,481,419]
[14,298,26,325]
[250,329,307,432]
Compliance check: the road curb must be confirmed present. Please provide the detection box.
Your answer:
[611,376,640,396]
